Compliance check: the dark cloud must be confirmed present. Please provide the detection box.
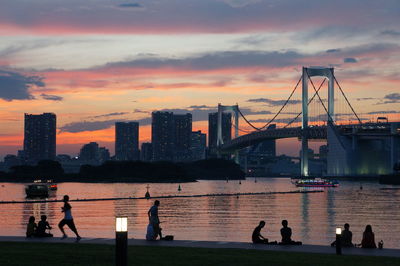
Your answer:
[92,112,129,118]
[367,110,400,114]
[60,118,150,133]
[246,98,301,106]
[60,119,123,133]
[60,106,275,133]
[100,50,304,71]
[381,30,400,37]
[355,97,376,101]
[384,93,400,101]
[343,57,357,63]
[0,70,44,101]
[376,93,400,105]
[234,35,269,46]
[188,105,213,109]
[326,49,341,53]
[40,93,63,101]
[133,108,149,114]
[118,3,142,8]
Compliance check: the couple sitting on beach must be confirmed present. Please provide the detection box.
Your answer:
[26,215,53,238]
[252,220,302,245]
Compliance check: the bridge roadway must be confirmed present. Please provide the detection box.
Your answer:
[219,122,399,153]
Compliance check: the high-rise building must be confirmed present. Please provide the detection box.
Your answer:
[173,113,192,161]
[208,112,232,156]
[24,113,56,163]
[79,142,99,162]
[151,111,174,161]
[190,130,206,161]
[115,122,139,161]
[140,142,152,161]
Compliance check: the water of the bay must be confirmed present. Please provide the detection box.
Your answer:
[0,178,399,248]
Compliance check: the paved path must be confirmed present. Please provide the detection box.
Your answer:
[1,236,399,258]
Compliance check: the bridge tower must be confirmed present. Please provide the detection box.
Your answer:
[301,67,335,176]
[217,103,239,162]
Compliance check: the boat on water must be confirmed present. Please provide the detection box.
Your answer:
[33,179,58,190]
[292,178,339,187]
[25,183,49,198]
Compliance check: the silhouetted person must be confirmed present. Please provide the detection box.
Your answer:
[148,200,162,239]
[58,195,81,241]
[361,225,376,248]
[26,216,37,238]
[331,223,353,247]
[252,221,274,244]
[279,220,302,245]
[36,215,53,237]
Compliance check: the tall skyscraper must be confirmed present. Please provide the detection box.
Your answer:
[115,122,139,161]
[173,113,192,161]
[24,113,56,163]
[190,130,206,161]
[208,112,232,156]
[151,111,174,161]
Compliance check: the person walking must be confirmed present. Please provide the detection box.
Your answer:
[58,195,81,241]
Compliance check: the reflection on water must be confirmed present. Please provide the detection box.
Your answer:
[0,178,399,248]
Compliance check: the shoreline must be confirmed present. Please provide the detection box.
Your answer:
[0,189,323,204]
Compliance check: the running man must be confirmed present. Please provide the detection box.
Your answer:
[58,195,81,241]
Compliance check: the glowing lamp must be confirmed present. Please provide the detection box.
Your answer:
[116,217,128,232]
[335,227,342,255]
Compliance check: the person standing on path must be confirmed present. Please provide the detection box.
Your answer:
[148,200,162,239]
[58,195,81,241]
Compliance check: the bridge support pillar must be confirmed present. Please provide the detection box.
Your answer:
[301,67,335,177]
[217,103,239,162]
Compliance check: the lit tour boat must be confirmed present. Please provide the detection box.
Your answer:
[292,178,339,187]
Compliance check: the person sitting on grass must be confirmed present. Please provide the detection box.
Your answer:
[361,225,377,248]
[279,220,302,245]
[36,215,53,237]
[252,221,277,244]
[26,216,37,238]
[331,223,353,247]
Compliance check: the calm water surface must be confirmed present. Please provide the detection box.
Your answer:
[0,178,399,248]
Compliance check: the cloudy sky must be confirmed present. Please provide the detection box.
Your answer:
[1,0,399,157]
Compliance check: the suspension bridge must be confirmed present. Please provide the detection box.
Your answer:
[216,67,400,177]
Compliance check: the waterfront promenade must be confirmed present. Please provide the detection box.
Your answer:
[1,236,399,258]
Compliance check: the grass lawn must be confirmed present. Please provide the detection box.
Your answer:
[0,242,399,266]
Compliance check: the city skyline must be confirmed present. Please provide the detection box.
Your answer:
[1,0,400,158]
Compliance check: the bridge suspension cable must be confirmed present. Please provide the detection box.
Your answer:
[330,69,362,124]
[284,78,327,128]
[237,75,303,131]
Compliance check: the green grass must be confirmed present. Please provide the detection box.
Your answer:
[0,242,399,266]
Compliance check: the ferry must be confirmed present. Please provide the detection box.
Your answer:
[25,183,49,198]
[33,179,58,190]
[292,178,339,188]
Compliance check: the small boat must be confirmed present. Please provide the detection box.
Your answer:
[34,179,57,190]
[178,184,182,191]
[292,178,339,188]
[25,184,49,198]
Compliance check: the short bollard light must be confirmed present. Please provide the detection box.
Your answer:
[336,227,342,255]
[116,217,128,266]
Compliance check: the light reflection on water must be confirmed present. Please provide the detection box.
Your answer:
[0,178,399,248]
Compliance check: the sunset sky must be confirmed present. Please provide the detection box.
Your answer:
[1,0,399,158]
